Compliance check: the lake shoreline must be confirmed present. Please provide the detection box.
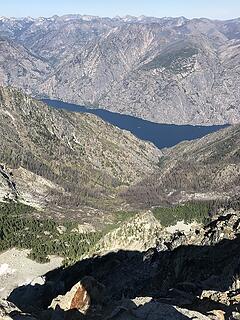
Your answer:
[43,99,228,149]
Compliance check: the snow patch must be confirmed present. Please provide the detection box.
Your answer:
[0,264,16,276]
[166,220,197,233]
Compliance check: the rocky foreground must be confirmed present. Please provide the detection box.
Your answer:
[0,207,240,319]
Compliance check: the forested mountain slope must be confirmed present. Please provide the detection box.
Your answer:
[125,124,240,207]
[0,86,160,211]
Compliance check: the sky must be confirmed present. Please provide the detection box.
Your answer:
[1,0,240,20]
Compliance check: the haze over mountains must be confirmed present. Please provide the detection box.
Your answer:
[0,14,240,124]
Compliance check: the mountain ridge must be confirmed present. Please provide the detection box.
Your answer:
[0,86,161,214]
[124,123,240,207]
[1,15,240,124]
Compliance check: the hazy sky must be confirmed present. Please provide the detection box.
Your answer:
[1,0,240,20]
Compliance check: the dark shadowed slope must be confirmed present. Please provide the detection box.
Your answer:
[8,210,240,319]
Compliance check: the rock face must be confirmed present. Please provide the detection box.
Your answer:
[51,278,91,314]
[50,276,105,318]
[128,300,211,320]
[0,86,161,211]
[91,211,163,254]
[0,299,37,319]
[1,15,240,124]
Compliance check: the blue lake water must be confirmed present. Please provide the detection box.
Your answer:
[43,99,228,149]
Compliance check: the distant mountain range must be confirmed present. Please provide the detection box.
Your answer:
[0,15,240,125]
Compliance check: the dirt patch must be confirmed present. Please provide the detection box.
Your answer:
[0,248,63,298]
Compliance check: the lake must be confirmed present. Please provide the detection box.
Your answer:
[43,99,228,149]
